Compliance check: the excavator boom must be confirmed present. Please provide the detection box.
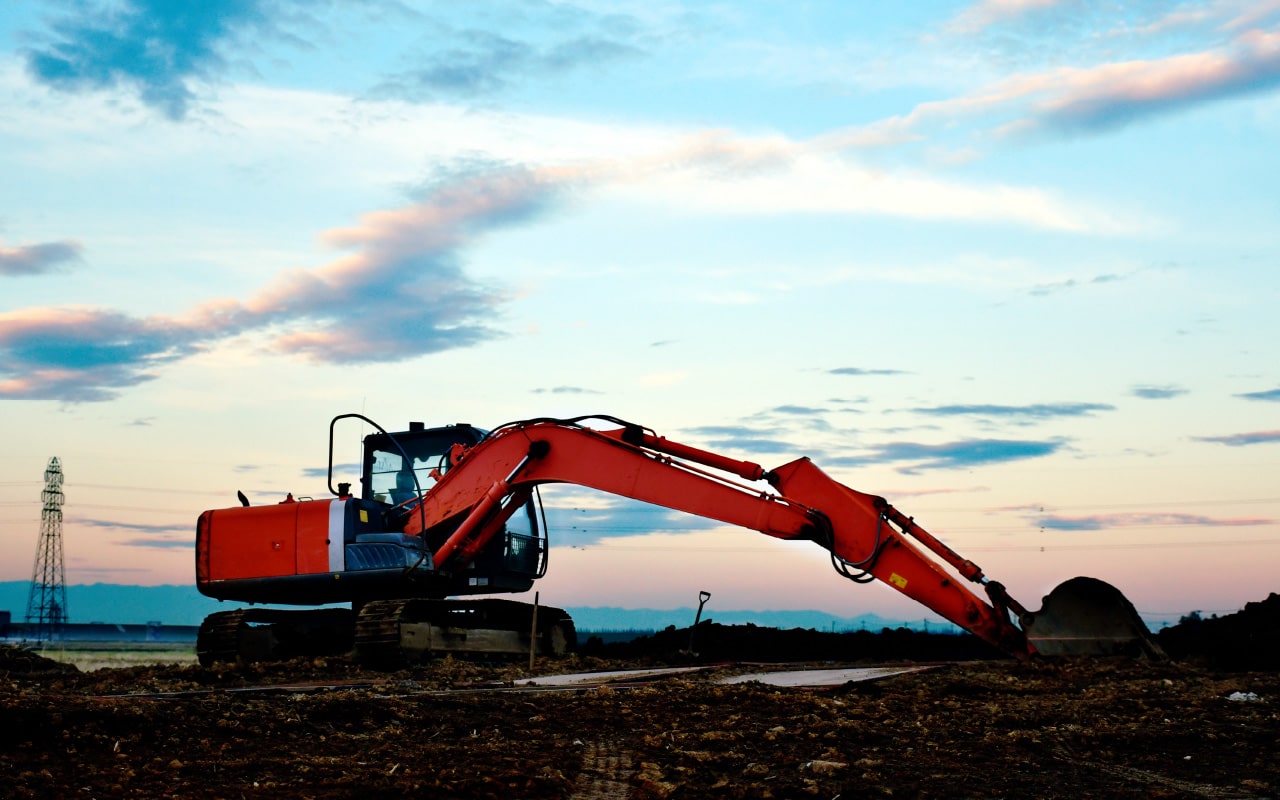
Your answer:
[399,418,1032,657]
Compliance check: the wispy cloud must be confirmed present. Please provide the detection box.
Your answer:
[1036,511,1274,531]
[831,437,1065,474]
[912,402,1113,420]
[0,307,203,402]
[532,386,604,395]
[377,28,642,101]
[540,489,722,543]
[118,538,194,549]
[21,0,274,120]
[77,518,189,536]
[828,367,908,377]
[1236,387,1280,402]
[67,565,151,575]
[647,134,1104,231]
[0,241,82,276]
[1027,30,1280,135]
[768,405,829,416]
[0,167,572,402]
[1194,430,1280,446]
[740,405,837,435]
[1132,384,1187,399]
[946,0,1066,35]
[301,462,361,480]
[22,0,645,117]
[1027,272,1127,296]
[844,21,1280,145]
[881,485,991,498]
[1223,1,1280,32]
[682,425,799,457]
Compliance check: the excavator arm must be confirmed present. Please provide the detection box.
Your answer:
[396,417,1033,658]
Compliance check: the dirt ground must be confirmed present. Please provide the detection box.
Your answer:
[3,641,1278,800]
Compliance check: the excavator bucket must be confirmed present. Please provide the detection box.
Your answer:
[1022,577,1165,658]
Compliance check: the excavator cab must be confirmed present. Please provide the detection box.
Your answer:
[363,422,472,503]
[357,422,548,593]
[196,420,548,606]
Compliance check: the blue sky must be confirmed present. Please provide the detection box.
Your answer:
[1,0,1278,625]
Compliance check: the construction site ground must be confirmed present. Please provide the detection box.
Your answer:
[3,636,1279,800]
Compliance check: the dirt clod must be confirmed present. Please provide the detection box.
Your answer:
[2,651,1277,799]
[3,603,1278,798]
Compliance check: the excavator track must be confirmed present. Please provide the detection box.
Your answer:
[197,599,577,668]
[196,607,356,666]
[354,597,577,668]
[353,599,413,669]
[196,610,248,667]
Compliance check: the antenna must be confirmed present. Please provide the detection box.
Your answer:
[25,457,68,642]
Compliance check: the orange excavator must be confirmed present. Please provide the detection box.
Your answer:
[195,414,1160,666]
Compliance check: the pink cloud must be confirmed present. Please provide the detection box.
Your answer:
[842,23,1280,145]
[1036,30,1280,130]
[0,306,198,400]
[1038,512,1274,531]
[1195,430,1280,446]
[0,240,82,276]
[0,168,575,401]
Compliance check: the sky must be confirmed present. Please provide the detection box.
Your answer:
[1,0,1278,628]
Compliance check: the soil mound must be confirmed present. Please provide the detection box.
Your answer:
[1157,592,1280,670]
[0,644,78,675]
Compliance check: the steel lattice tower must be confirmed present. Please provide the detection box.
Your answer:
[25,457,68,641]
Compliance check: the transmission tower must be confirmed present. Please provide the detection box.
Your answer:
[26,457,68,642]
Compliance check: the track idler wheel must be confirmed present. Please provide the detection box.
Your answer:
[196,610,247,667]
[196,608,356,666]
[354,600,413,670]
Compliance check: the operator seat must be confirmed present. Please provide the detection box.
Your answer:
[389,467,417,505]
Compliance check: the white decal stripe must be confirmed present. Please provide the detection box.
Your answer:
[328,499,346,572]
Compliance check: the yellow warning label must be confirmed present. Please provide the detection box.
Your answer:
[359,510,368,523]
[889,573,908,589]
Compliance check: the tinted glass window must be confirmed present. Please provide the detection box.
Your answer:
[366,428,480,503]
